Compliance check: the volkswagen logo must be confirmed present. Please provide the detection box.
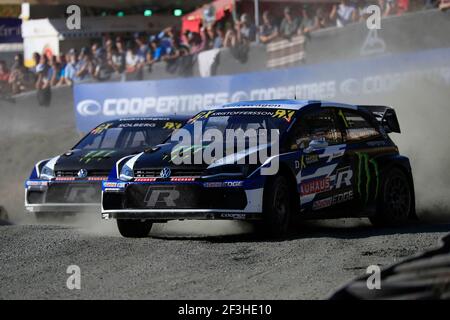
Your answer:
[160,167,171,179]
[77,169,88,178]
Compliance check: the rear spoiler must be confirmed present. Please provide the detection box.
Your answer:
[358,105,401,134]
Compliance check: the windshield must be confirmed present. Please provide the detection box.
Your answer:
[74,120,181,150]
[179,108,295,142]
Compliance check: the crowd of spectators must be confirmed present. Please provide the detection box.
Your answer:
[0,0,445,100]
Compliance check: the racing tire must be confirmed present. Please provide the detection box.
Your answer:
[117,219,153,238]
[256,175,292,238]
[369,167,413,227]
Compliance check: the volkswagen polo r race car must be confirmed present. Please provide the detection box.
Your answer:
[25,117,187,220]
[101,100,416,238]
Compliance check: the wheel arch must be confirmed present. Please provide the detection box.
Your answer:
[376,154,416,219]
[262,161,300,214]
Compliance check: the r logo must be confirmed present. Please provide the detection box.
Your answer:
[66,5,81,30]
[144,189,180,207]
[65,186,97,202]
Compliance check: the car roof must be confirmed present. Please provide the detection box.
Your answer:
[103,116,190,125]
[220,99,357,110]
[117,115,189,122]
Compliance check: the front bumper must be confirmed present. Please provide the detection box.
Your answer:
[101,180,264,221]
[26,203,100,213]
[25,179,102,213]
[102,209,261,220]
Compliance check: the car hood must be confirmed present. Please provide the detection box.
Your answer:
[53,148,138,172]
[132,142,272,171]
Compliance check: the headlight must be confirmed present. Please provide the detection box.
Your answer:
[40,165,55,180]
[119,165,134,181]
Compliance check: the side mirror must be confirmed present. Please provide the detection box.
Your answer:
[304,139,328,153]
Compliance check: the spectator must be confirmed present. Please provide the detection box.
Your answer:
[383,0,399,15]
[76,47,95,81]
[299,6,317,34]
[8,54,29,94]
[157,27,178,53]
[186,31,203,54]
[35,54,52,106]
[91,42,101,58]
[279,7,300,39]
[0,61,10,94]
[223,26,238,48]
[29,52,41,75]
[163,37,190,63]
[111,37,126,79]
[214,26,225,48]
[134,33,151,63]
[93,48,112,81]
[440,0,450,10]
[315,7,331,30]
[150,36,168,62]
[64,49,79,86]
[259,11,279,44]
[193,27,212,53]
[48,55,61,86]
[56,53,67,86]
[330,0,358,27]
[125,43,145,81]
[105,37,114,54]
[164,37,192,76]
[206,26,220,49]
[381,0,411,15]
[236,13,256,43]
[358,1,380,22]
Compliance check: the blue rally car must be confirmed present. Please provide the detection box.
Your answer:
[25,117,186,220]
[101,100,416,238]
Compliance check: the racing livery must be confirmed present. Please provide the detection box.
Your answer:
[101,100,415,237]
[25,117,187,219]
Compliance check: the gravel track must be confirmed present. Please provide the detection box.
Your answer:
[1,218,448,300]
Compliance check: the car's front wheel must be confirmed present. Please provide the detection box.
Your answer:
[256,175,292,238]
[117,219,153,238]
[369,167,413,226]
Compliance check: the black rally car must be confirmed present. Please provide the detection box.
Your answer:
[25,117,186,219]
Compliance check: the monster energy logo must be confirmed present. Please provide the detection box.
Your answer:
[79,150,115,164]
[356,152,379,204]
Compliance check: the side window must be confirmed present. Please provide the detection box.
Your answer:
[338,110,380,142]
[289,109,342,149]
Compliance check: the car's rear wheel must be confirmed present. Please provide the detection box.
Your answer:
[117,219,153,238]
[369,167,412,226]
[256,175,292,238]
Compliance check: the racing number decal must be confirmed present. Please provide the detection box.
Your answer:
[188,111,214,123]
[163,122,183,130]
[273,109,295,122]
[91,123,113,134]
